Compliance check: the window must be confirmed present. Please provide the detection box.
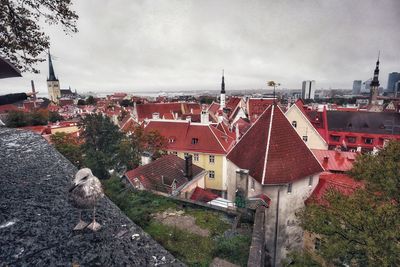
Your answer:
[171,151,178,156]
[287,183,292,194]
[251,179,255,190]
[209,171,215,179]
[193,153,199,161]
[346,136,356,143]
[331,135,340,142]
[168,137,176,143]
[308,176,313,187]
[302,136,308,142]
[209,155,215,164]
[364,138,373,145]
[184,152,189,157]
[292,121,297,128]
[191,138,199,144]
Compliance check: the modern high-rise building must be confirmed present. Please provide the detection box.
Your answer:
[301,80,316,99]
[361,78,372,94]
[352,80,362,95]
[386,72,400,93]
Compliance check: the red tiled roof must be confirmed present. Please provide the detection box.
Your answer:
[208,102,220,114]
[215,122,236,139]
[163,113,175,120]
[0,104,19,113]
[125,155,204,194]
[311,149,358,172]
[226,97,241,110]
[247,98,274,122]
[234,117,251,136]
[190,187,219,203]
[227,105,323,185]
[136,103,184,121]
[306,173,363,205]
[145,120,235,154]
[19,125,51,135]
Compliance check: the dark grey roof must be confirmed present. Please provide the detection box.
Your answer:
[0,56,22,79]
[60,89,74,95]
[0,128,183,266]
[327,111,400,135]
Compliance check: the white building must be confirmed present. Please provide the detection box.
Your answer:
[226,104,323,266]
[301,80,316,100]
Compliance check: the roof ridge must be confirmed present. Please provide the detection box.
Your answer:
[227,105,272,156]
[262,105,274,184]
[208,125,228,153]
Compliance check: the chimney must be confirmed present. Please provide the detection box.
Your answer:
[186,116,191,122]
[201,109,209,124]
[184,155,193,180]
[323,156,329,164]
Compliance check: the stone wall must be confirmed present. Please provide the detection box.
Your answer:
[0,128,183,266]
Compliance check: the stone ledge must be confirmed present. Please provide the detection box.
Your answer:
[0,127,184,266]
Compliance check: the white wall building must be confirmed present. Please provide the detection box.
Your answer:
[301,80,316,100]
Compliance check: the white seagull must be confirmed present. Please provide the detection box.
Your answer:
[69,168,104,231]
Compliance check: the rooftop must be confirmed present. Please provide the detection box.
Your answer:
[0,127,182,266]
[227,105,323,185]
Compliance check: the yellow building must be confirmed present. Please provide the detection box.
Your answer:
[145,120,235,196]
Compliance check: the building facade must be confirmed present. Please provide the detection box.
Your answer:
[301,80,316,100]
[352,80,362,95]
[386,72,400,93]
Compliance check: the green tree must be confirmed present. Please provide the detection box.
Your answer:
[80,114,122,178]
[86,95,97,106]
[77,99,86,106]
[120,99,133,107]
[1,0,78,73]
[48,111,64,123]
[51,132,82,167]
[297,141,400,266]
[5,110,28,127]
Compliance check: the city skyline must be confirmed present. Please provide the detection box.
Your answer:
[1,0,400,95]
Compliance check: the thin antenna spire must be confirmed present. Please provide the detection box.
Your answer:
[222,69,224,76]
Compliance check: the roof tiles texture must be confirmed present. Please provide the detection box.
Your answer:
[307,173,363,205]
[125,155,204,194]
[228,105,323,185]
[145,121,235,154]
[311,149,358,172]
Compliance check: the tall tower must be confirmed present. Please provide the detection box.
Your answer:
[47,51,61,103]
[219,70,226,110]
[370,52,380,104]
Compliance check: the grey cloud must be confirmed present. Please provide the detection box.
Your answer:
[1,0,399,95]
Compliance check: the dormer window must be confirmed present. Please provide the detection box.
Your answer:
[191,138,199,144]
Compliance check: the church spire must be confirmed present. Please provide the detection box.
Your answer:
[48,51,58,81]
[371,51,380,87]
[221,69,225,94]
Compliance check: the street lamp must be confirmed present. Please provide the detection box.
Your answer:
[267,81,280,102]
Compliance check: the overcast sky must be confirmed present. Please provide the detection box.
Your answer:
[1,0,400,95]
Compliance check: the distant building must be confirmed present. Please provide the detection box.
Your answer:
[386,72,400,93]
[395,81,400,98]
[47,52,61,103]
[301,80,316,99]
[352,80,362,95]
[361,78,372,94]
